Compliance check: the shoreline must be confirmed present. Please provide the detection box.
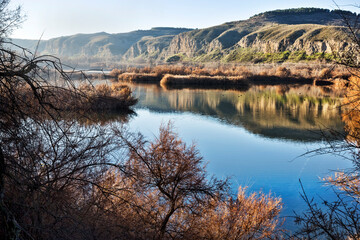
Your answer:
[109,64,349,89]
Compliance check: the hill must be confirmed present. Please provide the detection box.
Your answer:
[10,27,192,61]
[9,8,358,65]
[160,8,355,63]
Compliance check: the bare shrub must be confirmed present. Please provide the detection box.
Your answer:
[118,72,161,83]
[109,68,123,78]
[160,74,249,88]
[94,123,284,240]
[111,122,229,239]
[318,68,333,79]
[0,2,283,239]
[275,66,291,77]
[190,187,283,239]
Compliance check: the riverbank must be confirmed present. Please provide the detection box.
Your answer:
[111,64,350,88]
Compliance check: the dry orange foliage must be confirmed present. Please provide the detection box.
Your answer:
[325,172,360,197]
[192,187,282,239]
[342,74,360,145]
[90,123,283,239]
[114,64,350,81]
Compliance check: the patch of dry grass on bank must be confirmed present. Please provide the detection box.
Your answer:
[113,64,350,87]
[118,72,162,83]
[160,74,249,87]
[78,82,137,110]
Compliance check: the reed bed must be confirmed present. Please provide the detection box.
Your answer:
[118,72,162,83]
[160,74,250,87]
[112,64,351,88]
[78,82,138,110]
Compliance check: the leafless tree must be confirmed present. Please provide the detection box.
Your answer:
[115,122,229,239]
[0,1,136,239]
[0,1,284,239]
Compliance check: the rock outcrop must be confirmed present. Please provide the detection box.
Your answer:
[9,8,358,64]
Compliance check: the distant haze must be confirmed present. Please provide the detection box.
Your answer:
[9,0,359,40]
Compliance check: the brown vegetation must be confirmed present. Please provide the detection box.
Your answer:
[293,71,360,238]
[84,123,283,240]
[0,3,284,239]
[193,187,282,239]
[0,81,137,127]
[340,74,360,145]
[114,64,350,87]
[118,72,162,83]
[78,82,137,110]
[160,74,249,88]
[109,68,124,78]
[291,10,360,237]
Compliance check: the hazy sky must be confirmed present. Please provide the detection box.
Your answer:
[9,0,360,40]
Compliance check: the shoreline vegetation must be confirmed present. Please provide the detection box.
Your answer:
[77,82,138,110]
[108,64,350,89]
[4,1,360,238]
[12,81,138,120]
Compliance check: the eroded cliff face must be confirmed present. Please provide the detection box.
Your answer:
[235,25,351,54]
[166,33,203,58]
[160,23,352,61]
[234,34,345,54]
[10,8,358,63]
[208,29,252,51]
[134,9,357,62]
[123,35,175,60]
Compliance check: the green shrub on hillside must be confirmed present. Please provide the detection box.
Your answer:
[166,55,182,63]
[222,48,334,63]
[194,49,223,62]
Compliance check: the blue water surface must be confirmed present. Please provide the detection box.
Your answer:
[126,84,352,230]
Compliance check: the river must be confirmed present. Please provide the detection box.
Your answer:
[121,83,352,230]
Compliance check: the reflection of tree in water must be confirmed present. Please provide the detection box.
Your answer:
[67,109,135,126]
[235,85,343,139]
[132,84,344,142]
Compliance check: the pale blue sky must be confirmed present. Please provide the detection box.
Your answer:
[9,0,360,40]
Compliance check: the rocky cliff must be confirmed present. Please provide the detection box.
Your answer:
[9,8,358,64]
[161,8,356,63]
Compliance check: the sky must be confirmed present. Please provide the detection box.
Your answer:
[9,0,360,40]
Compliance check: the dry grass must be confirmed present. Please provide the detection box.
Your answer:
[78,82,137,110]
[109,68,124,78]
[118,72,162,83]
[193,187,282,239]
[160,74,249,87]
[113,64,350,87]
[275,66,291,77]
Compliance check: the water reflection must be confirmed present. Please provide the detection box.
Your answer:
[117,83,353,231]
[131,84,344,142]
[59,108,135,126]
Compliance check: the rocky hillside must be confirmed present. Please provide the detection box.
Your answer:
[10,27,192,60]
[161,8,356,63]
[9,8,358,64]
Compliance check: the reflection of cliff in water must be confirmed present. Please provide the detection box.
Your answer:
[131,84,344,142]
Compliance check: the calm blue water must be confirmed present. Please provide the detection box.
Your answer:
[126,83,352,230]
